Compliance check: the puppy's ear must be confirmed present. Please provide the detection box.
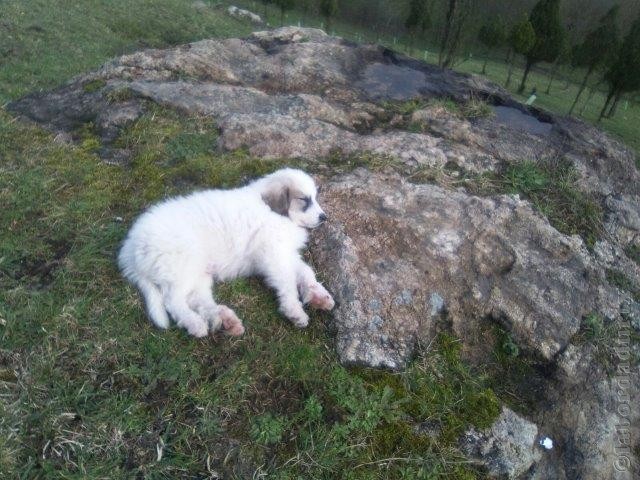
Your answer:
[262,185,290,216]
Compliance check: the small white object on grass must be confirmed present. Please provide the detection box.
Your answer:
[539,436,553,450]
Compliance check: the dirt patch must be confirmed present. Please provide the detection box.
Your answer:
[247,376,306,417]
[10,239,71,288]
[143,379,175,413]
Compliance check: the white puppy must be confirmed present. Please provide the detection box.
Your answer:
[118,168,335,337]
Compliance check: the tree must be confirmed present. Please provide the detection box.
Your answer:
[600,14,640,120]
[505,19,536,88]
[518,0,565,94]
[260,0,272,22]
[438,0,476,68]
[478,18,506,74]
[568,6,620,115]
[544,41,570,94]
[273,0,295,27]
[320,0,338,33]
[405,0,431,55]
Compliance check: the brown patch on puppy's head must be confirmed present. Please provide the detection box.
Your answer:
[257,168,327,228]
[262,185,291,216]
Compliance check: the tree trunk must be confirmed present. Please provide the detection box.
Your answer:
[505,49,514,88]
[442,5,467,69]
[579,85,596,116]
[545,61,559,94]
[280,9,284,27]
[439,0,457,67]
[568,67,593,116]
[606,92,622,118]
[518,59,533,94]
[598,88,616,122]
[482,56,488,74]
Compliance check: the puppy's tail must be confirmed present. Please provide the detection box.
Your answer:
[137,278,170,329]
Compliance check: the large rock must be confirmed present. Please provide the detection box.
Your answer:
[310,169,615,367]
[8,27,638,190]
[9,27,639,245]
[310,169,639,479]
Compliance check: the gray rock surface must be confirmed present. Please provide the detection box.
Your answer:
[7,27,640,480]
[310,169,613,366]
[310,169,639,479]
[460,407,541,479]
[8,27,639,244]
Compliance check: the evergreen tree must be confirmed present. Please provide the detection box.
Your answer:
[518,0,565,93]
[478,18,506,74]
[438,0,476,68]
[405,0,431,55]
[273,0,295,27]
[600,14,640,120]
[320,0,338,33]
[568,6,620,115]
[544,41,570,94]
[505,19,536,88]
[260,0,272,22]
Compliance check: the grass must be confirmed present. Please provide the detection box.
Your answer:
[376,96,493,134]
[572,311,640,372]
[606,269,640,302]
[465,158,604,247]
[0,0,253,103]
[0,1,635,477]
[0,98,502,477]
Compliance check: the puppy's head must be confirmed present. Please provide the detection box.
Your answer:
[259,168,327,229]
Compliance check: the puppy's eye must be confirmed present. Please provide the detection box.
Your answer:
[298,196,311,211]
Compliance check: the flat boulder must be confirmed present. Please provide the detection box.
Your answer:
[311,170,617,366]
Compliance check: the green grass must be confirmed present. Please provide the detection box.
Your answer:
[465,159,604,247]
[0,0,253,103]
[606,269,640,302]
[0,100,502,477]
[571,312,640,372]
[1,1,636,477]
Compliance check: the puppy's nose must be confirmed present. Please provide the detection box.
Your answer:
[319,213,327,222]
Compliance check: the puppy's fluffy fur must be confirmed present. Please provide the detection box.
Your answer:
[118,168,335,337]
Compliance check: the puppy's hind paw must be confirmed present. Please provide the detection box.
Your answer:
[218,305,245,337]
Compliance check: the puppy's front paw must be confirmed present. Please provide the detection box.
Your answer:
[307,283,335,311]
[187,320,209,338]
[291,312,309,328]
[280,304,309,328]
[218,305,245,337]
